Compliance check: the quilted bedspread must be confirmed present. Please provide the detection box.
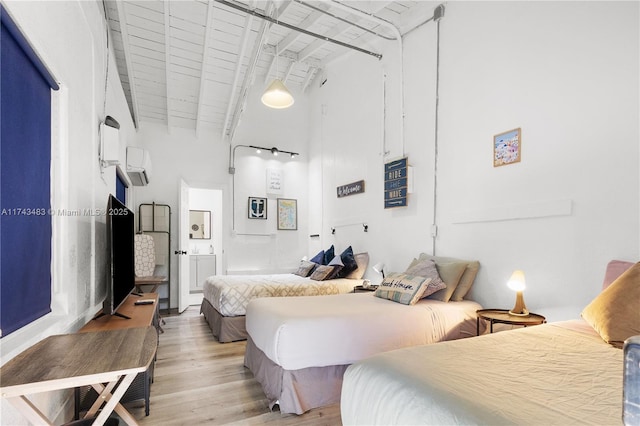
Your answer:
[203,273,360,316]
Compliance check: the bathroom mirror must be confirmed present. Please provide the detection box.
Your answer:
[189,210,211,239]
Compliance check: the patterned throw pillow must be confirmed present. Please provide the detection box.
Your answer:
[294,260,317,277]
[405,259,446,298]
[374,273,432,305]
[310,265,337,281]
[327,255,344,279]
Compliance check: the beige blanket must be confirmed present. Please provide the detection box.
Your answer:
[341,320,622,425]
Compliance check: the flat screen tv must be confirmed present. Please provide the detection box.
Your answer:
[103,194,136,318]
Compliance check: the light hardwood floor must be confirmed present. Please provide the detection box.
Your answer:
[127,306,342,425]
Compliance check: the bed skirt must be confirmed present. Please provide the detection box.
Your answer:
[244,335,349,415]
[200,298,247,343]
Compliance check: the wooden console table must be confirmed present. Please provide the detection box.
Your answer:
[0,326,157,426]
[80,292,160,333]
[77,292,160,418]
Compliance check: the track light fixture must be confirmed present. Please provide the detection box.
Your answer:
[228,144,300,174]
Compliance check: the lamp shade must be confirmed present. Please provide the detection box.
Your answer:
[372,263,385,278]
[261,79,294,109]
[507,270,526,292]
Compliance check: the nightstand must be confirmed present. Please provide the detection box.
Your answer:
[476,308,546,335]
[352,285,377,293]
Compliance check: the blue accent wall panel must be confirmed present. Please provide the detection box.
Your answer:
[1,10,53,336]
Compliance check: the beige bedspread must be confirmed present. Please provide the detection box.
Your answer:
[341,320,622,425]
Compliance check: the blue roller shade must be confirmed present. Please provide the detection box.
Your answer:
[1,6,58,337]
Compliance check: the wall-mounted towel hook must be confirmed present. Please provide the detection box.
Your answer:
[363,224,368,232]
[331,227,336,235]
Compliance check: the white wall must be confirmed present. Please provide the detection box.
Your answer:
[308,1,639,320]
[1,1,137,424]
[135,83,310,306]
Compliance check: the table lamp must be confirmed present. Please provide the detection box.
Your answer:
[507,270,529,316]
[373,262,385,279]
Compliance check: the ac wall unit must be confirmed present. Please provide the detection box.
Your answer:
[126,147,152,186]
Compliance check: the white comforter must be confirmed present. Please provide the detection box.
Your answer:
[341,320,622,425]
[203,273,359,316]
[246,293,482,370]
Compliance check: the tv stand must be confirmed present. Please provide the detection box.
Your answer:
[91,311,132,321]
[84,293,159,331]
[78,292,160,417]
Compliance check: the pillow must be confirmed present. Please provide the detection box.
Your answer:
[581,262,640,348]
[405,259,447,298]
[327,255,344,280]
[310,265,337,281]
[418,254,480,301]
[425,261,467,302]
[345,252,369,279]
[337,246,358,278]
[294,260,317,277]
[309,250,324,265]
[374,273,432,305]
[323,245,335,265]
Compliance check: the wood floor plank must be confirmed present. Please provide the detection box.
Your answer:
[125,306,342,425]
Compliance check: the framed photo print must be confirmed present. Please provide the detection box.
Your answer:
[277,198,297,230]
[248,197,267,219]
[493,128,521,167]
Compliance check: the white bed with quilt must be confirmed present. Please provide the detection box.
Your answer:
[341,260,639,425]
[200,247,368,342]
[244,255,483,414]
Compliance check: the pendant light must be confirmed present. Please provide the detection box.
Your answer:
[262,11,294,109]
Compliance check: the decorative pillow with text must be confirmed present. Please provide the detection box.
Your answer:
[374,273,432,305]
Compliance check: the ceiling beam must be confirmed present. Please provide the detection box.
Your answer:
[221,1,255,140]
[114,1,140,128]
[264,8,323,84]
[195,1,216,138]
[226,1,281,142]
[163,1,173,132]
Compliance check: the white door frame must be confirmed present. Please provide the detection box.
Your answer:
[178,179,190,313]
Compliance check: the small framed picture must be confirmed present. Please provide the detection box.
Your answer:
[493,128,521,167]
[277,198,297,230]
[248,197,267,219]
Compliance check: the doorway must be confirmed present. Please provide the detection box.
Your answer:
[178,181,224,312]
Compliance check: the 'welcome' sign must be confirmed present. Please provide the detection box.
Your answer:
[337,180,365,198]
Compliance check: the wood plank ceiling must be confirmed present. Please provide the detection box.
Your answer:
[104,0,437,141]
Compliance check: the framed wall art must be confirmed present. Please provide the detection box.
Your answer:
[277,198,297,230]
[248,197,267,219]
[493,128,521,167]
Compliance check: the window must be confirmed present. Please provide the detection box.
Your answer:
[0,6,59,337]
[116,169,128,204]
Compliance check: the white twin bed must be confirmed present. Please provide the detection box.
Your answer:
[244,292,483,414]
[340,259,638,425]
[200,274,363,342]
[200,250,370,342]
[341,319,623,425]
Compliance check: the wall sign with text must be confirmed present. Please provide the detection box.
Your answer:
[337,180,365,198]
[384,157,408,208]
[266,168,283,194]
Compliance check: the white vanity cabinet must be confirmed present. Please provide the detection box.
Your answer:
[190,255,216,292]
